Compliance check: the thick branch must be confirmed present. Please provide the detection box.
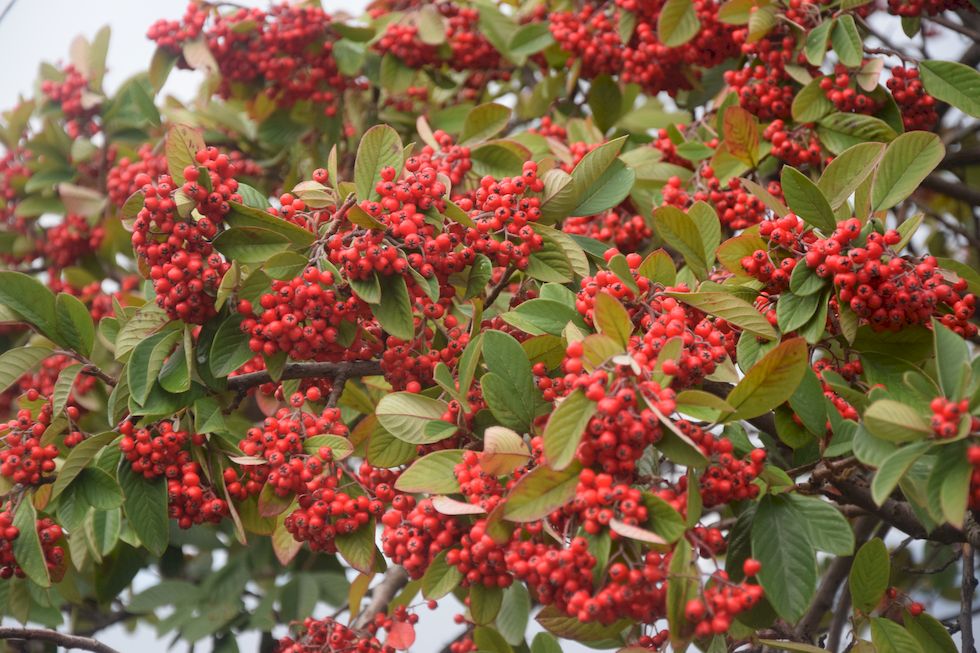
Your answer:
[351,566,410,630]
[0,628,121,653]
[817,466,980,547]
[922,175,980,207]
[226,360,383,392]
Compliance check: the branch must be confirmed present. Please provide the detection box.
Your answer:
[963,545,977,653]
[921,175,980,207]
[484,263,517,309]
[816,465,980,547]
[350,565,410,630]
[795,516,878,643]
[226,360,383,392]
[0,628,121,653]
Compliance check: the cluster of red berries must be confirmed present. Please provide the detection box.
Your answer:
[684,564,763,637]
[563,207,652,251]
[803,218,977,335]
[562,469,649,534]
[381,496,462,579]
[723,35,801,121]
[0,510,64,580]
[820,67,881,115]
[0,403,59,485]
[661,423,764,509]
[168,463,228,529]
[152,4,360,113]
[276,615,392,653]
[237,406,349,497]
[568,550,669,624]
[457,162,545,269]
[813,358,861,424]
[146,2,206,54]
[5,355,96,416]
[238,266,375,362]
[0,147,32,231]
[131,162,231,323]
[551,1,738,97]
[285,471,385,554]
[413,129,472,188]
[119,420,203,479]
[446,519,512,588]
[42,214,105,270]
[179,148,243,222]
[380,325,469,392]
[886,66,938,130]
[40,65,98,138]
[506,535,596,613]
[764,121,824,167]
[967,446,980,511]
[454,451,505,511]
[663,171,782,231]
[929,398,975,439]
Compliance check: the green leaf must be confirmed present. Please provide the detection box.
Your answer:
[165,124,205,185]
[460,103,511,144]
[789,262,828,297]
[509,22,555,61]
[12,499,50,587]
[919,60,980,118]
[543,390,597,471]
[56,293,95,357]
[0,346,52,394]
[376,393,450,444]
[903,612,957,653]
[470,585,503,625]
[502,299,582,336]
[831,15,863,68]
[642,492,687,542]
[871,441,931,505]
[587,75,623,133]
[355,124,403,202]
[870,618,923,653]
[421,550,463,600]
[751,495,817,622]
[593,292,633,348]
[666,540,699,647]
[817,142,886,209]
[777,291,822,334]
[77,467,124,509]
[817,113,898,155]
[503,462,582,522]
[863,400,931,443]
[940,451,971,528]
[784,494,854,555]
[666,291,778,341]
[759,642,831,653]
[804,20,833,65]
[572,159,635,216]
[496,582,531,646]
[224,202,314,248]
[50,431,119,500]
[51,363,83,416]
[335,520,376,574]
[535,604,630,642]
[792,78,834,123]
[932,319,969,399]
[850,538,890,614]
[727,338,809,420]
[658,0,700,47]
[114,303,170,361]
[781,166,836,232]
[127,329,181,405]
[212,227,290,265]
[872,131,945,211]
[0,271,59,342]
[119,463,170,557]
[394,449,464,494]
[541,137,626,222]
[372,274,415,340]
[652,205,710,278]
[128,580,201,613]
[209,315,252,378]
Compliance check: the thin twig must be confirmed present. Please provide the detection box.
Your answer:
[484,263,517,309]
[0,628,120,653]
[350,566,410,630]
[929,14,980,41]
[226,360,382,392]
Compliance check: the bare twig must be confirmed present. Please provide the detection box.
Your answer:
[963,544,977,653]
[350,566,410,630]
[928,14,980,41]
[921,175,980,207]
[0,628,121,653]
[226,360,382,392]
[484,263,517,309]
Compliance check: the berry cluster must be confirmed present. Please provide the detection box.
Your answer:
[131,163,231,323]
[563,207,652,251]
[381,496,463,579]
[551,1,738,97]
[886,66,938,131]
[724,34,801,121]
[929,398,975,439]
[238,266,375,362]
[0,403,59,485]
[764,121,824,167]
[237,406,349,497]
[380,324,469,392]
[562,469,649,535]
[146,2,206,54]
[454,451,505,511]
[40,65,98,138]
[446,519,512,588]
[886,0,974,16]
[820,67,881,115]
[684,564,764,637]
[285,471,384,554]
[42,214,105,271]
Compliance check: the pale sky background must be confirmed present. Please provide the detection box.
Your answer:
[0,1,975,652]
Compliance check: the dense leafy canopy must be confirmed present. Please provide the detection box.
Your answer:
[0,1,979,653]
